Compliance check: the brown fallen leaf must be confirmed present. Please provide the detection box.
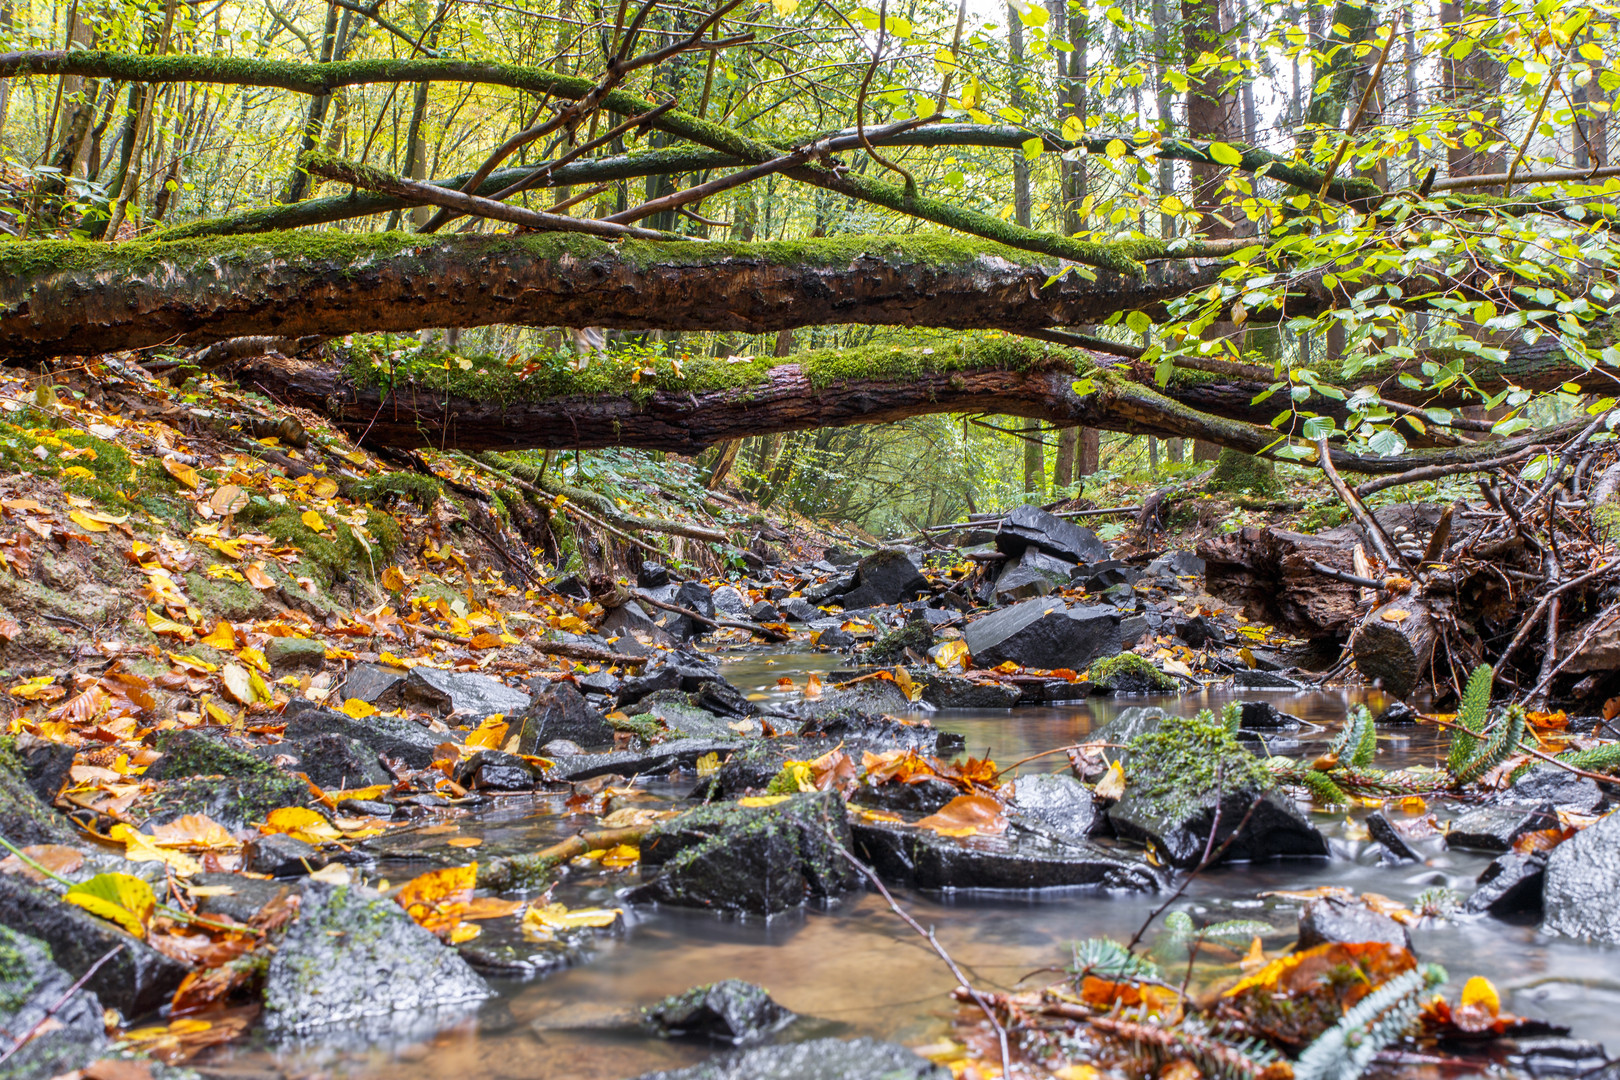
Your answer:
[914,794,1007,838]
[0,843,85,881]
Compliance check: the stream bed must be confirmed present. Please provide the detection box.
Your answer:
[203,648,1620,1080]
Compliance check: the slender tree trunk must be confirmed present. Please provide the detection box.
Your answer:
[1054,427,1078,488]
[1023,421,1046,496]
[1440,0,1505,177]
[279,2,343,204]
[103,0,177,237]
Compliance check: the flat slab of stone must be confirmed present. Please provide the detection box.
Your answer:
[850,819,1161,892]
[962,598,1131,671]
[1446,803,1560,853]
[544,739,741,783]
[283,701,444,769]
[0,925,107,1078]
[629,1037,948,1080]
[996,505,1109,564]
[384,667,530,719]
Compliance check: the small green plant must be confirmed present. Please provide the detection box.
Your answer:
[1329,705,1378,768]
[1069,937,1159,981]
[1447,664,1493,776]
[1292,965,1446,1080]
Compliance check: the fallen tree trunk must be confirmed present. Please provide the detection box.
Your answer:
[1353,597,1443,699]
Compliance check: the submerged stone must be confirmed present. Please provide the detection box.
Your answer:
[262,881,490,1034]
[628,1036,948,1080]
[544,739,739,783]
[631,791,859,917]
[851,819,1160,892]
[1497,765,1606,815]
[0,925,107,1080]
[642,979,794,1044]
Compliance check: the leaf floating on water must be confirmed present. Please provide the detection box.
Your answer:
[521,902,621,941]
[914,794,1006,837]
[64,872,156,938]
[396,863,476,934]
[803,672,823,700]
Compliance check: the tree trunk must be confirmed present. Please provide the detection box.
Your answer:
[1023,420,1045,496]
[1353,597,1442,698]
[278,1,344,205]
[1440,0,1506,177]
[1053,426,1078,488]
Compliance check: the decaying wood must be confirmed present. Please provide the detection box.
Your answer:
[1352,597,1442,699]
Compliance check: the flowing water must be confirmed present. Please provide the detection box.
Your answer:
[205,648,1620,1079]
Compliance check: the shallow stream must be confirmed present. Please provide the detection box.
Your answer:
[205,648,1620,1079]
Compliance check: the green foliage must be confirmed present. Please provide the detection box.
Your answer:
[1293,965,1446,1080]
[1298,769,1350,807]
[1068,937,1159,981]
[1451,705,1526,786]
[1329,705,1378,769]
[1448,665,1494,776]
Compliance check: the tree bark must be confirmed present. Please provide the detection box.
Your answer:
[1353,597,1442,698]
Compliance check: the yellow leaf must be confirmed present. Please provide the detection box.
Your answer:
[203,700,238,726]
[68,509,109,533]
[446,836,483,848]
[168,652,218,674]
[145,609,193,637]
[892,666,922,702]
[163,458,200,489]
[248,667,274,703]
[208,484,249,515]
[62,872,157,938]
[300,510,326,532]
[108,823,203,875]
[220,663,255,705]
[449,922,482,944]
[238,647,269,673]
[380,566,406,592]
[312,477,340,498]
[397,863,477,933]
[521,902,620,940]
[244,562,275,589]
[464,715,509,750]
[340,697,378,719]
[737,795,791,808]
[695,752,720,777]
[261,806,341,843]
[200,621,237,650]
[932,639,970,672]
[59,465,97,481]
[1095,761,1127,800]
[599,844,640,868]
[1460,975,1500,1017]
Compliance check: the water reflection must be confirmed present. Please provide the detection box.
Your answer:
[210,646,1618,1080]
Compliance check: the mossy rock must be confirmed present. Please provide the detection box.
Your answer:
[1090,652,1178,693]
[856,622,935,665]
[146,728,283,782]
[0,736,76,846]
[1207,449,1280,497]
[235,497,401,585]
[346,470,442,509]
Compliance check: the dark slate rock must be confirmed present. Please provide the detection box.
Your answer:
[189,872,300,925]
[0,925,107,1079]
[799,713,960,758]
[837,549,929,610]
[961,598,1131,671]
[1466,851,1548,917]
[780,598,822,623]
[677,581,717,621]
[601,601,678,647]
[628,1037,948,1080]
[1297,895,1412,951]
[1509,1038,1608,1079]
[849,777,963,816]
[919,672,1023,709]
[1109,786,1327,869]
[0,874,187,1019]
[575,669,623,697]
[851,819,1160,892]
[639,585,696,640]
[265,636,328,672]
[384,667,529,719]
[516,681,615,754]
[1174,614,1225,649]
[454,750,538,791]
[1446,802,1561,853]
[132,772,308,832]
[702,739,841,799]
[1542,810,1620,944]
[994,549,1073,603]
[639,563,672,588]
[1374,700,1421,726]
[823,546,864,567]
[617,665,684,707]
[805,572,858,604]
[1,740,77,844]
[1082,707,1170,769]
[996,505,1110,564]
[692,679,755,720]
[282,702,443,769]
[295,733,391,791]
[245,832,326,877]
[632,692,747,741]
[263,882,490,1035]
[544,739,739,783]
[1146,550,1204,580]
[631,791,859,916]
[1072,560,1142,593]
[13,734,74,805]
[1009,773,1101,844]
[552,574,590,600]
[1235,701,1303,732]
[779,678,913,722]
[711,586,750,619]
[817,627,857,650]
[749,601,782,623]
[1230,670,1307,690]
[147,727,278,782]
[1498,765,1605,815]
[643,980,793,1045]
[1365,811,1420,863]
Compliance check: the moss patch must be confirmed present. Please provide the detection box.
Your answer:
[1091,652,1178,693]
[1207,449,1280,497]
[1124,713,1274,822]
[235,496,400,585]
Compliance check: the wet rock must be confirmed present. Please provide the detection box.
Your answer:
[1105,714,1328,868]
[516,681,615,754]
[1146,550,1204,580]
[133,772,308,832]
[453,750,538,791]
[340,662,408,705]
[1542,810,1620,944]
[1174,614,1224,649]
[189,872,299,924]
[283,701,443,769]
[0,874,188,1019]
[780,598,822,623]
[1235,701,1303,732]
[1072,560,1142,593]
[542,739,584,755]
[1446,802,1561,853]
[1497,765,1605,815]
[1089,653,1177,694]
[1085,707,1172,764]
[1509,1038,1608,1079]
[643,979,793,1044]
[781,678,912,721]
[799,712,959,757]
[994,549,1074,603]
[263,881,490,1034]
[631,791,859,916]
[1009,773,1101,844]
[996,505,1109,564]
[552,574,590,600]
[918,672,1022,709]
[617,665,684,707]
[817,627,857,650]
[639,563,671,588]
[265,636,328,672]
[962,598,1132,671]
[147,727,277,782]
[749,601,781,623]
[385,667,529,720]
[1374,700,1421,726]
[545,739,739,783]
[1465,851,1548,917]
[576,669,623,698]
[628,1036,949,1080]
[837,549,929,609]
[245,832,327,877]
[13,733,74,805]
[823,545,864,567]
[851,819,1160,891]
[692,680,755,720]
[711,586,749,619]
[632,692,751,740]
[296,733,391,791]
[805,572,858,604]
[849,777,962,816]
[638,585,697,640]
[601,600,678,646]
[857,623,934,666]
[0,925,107,1078]
[1297,895,1412,951]
[1,739,79,845]
[1230,670,1306,690]
[1365,811,1420,863]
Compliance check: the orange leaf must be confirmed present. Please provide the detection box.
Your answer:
[396,863,476,934]
[914,794,1007,837]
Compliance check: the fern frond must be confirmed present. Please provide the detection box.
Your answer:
[1448,665,1493,773]
[1221,701,1243,735]
[1089,1015,1278,1080]
[1557,742,1620,775]
[1292,965,1445,1080]
[1069,937,1160,981]
[1454,705,1525,785]
[1300,769,1349,806]
[1329,705,1378,768]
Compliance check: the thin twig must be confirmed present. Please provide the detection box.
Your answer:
[0,945,125,1066]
